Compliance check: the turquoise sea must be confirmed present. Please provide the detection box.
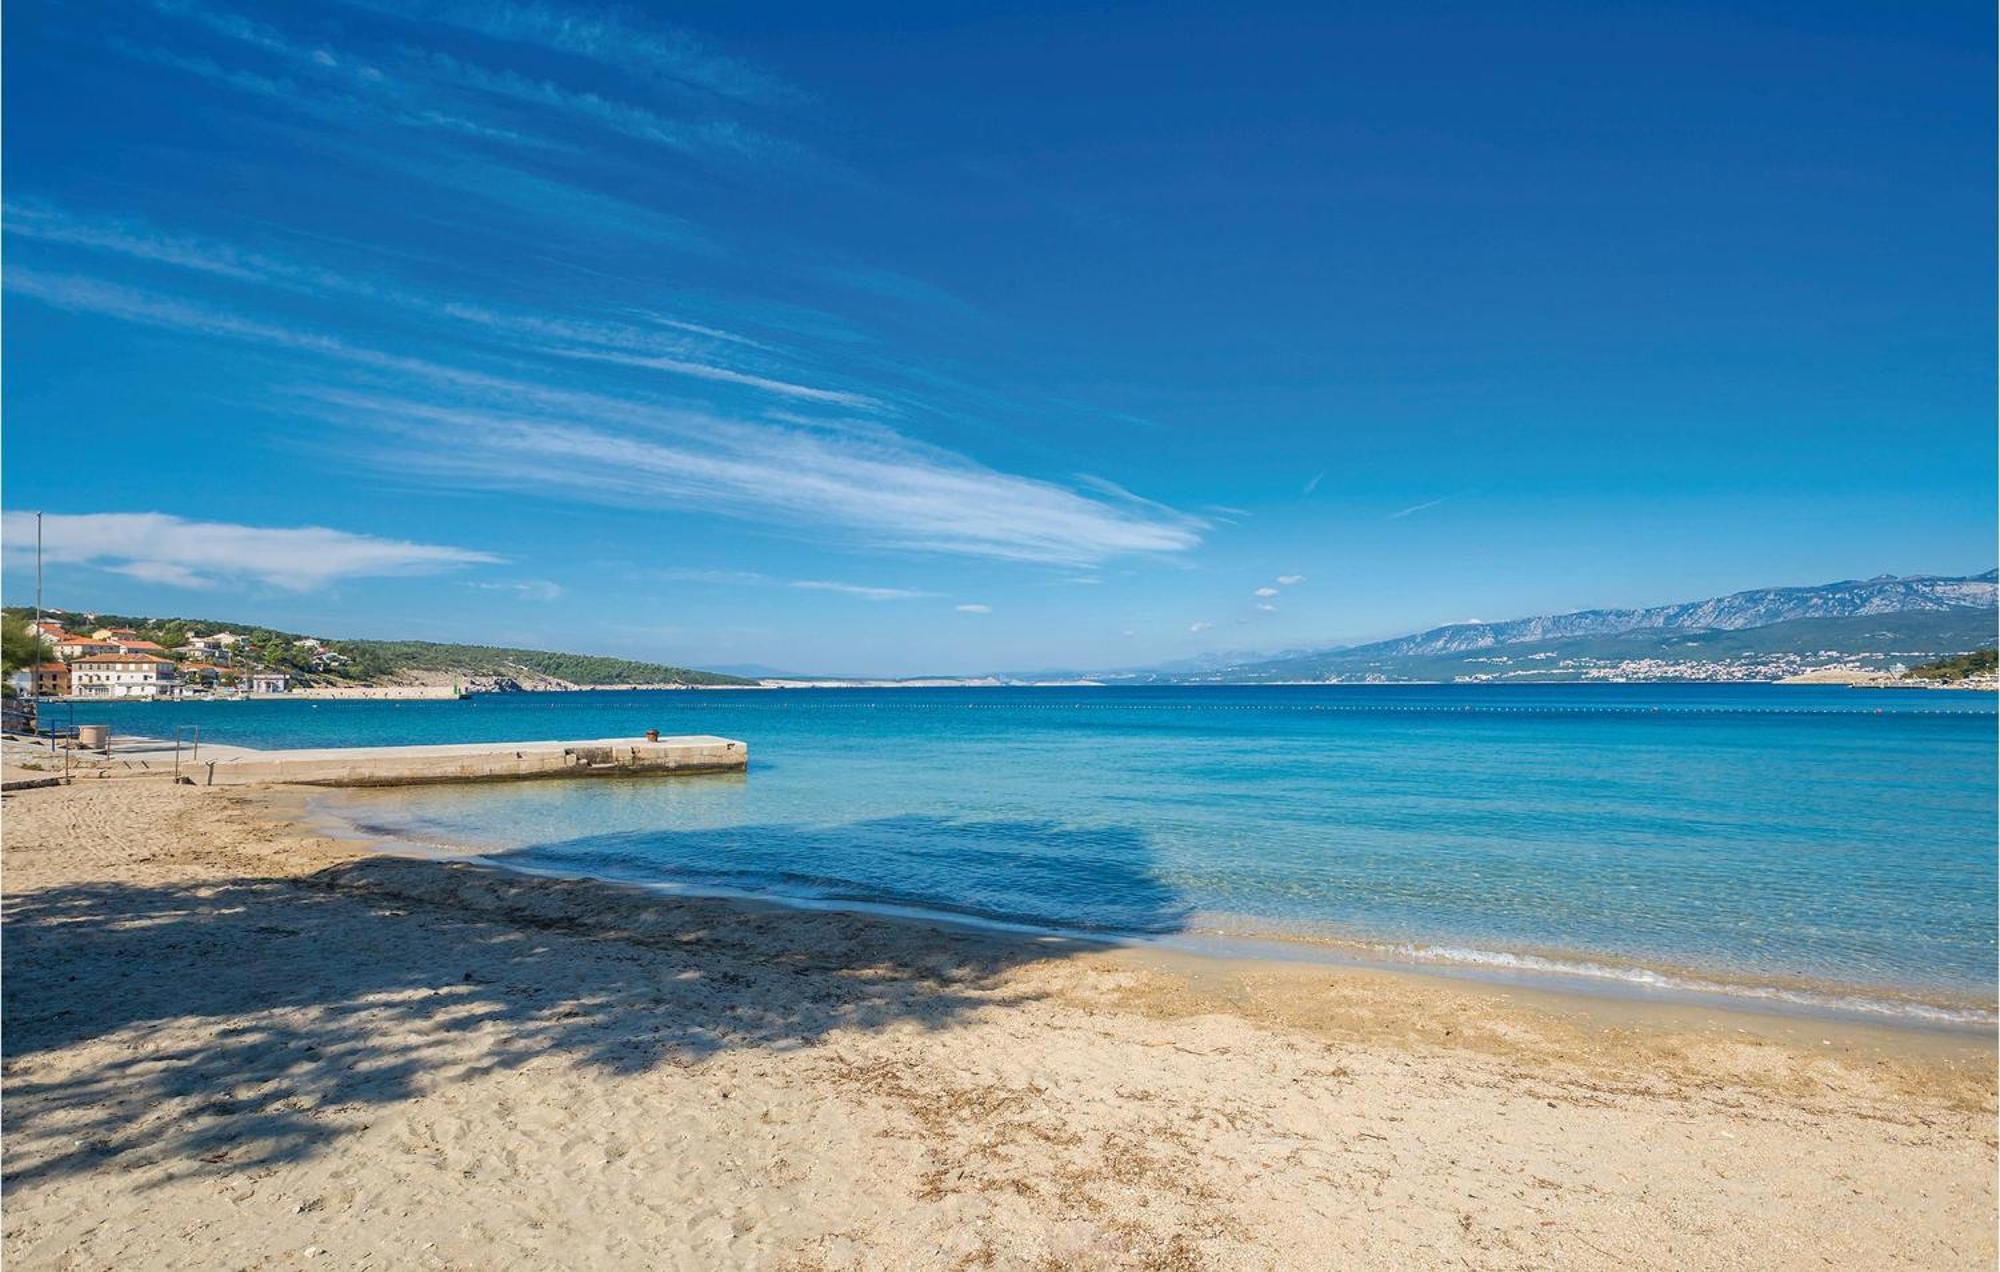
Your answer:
[80,684,1997,1025]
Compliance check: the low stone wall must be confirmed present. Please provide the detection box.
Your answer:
[198,735,747,787]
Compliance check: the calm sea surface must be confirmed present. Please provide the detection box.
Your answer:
[81,684,1998,1023]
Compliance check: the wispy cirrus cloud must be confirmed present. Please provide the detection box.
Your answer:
[145,0,794,166]
[550,347,877,408]
[339,0,802,107]
[466,578,565,600]
[647,567,777,586]
[5,267,377,360]
[405,49,793,163]
[7,199,289,282]
[7,204,876,410]
[5,265,1204,566]
[646,568,948,601]
[326,394,1207,565]
[955,603,991,614]
[1390,496,1451,519]
[792,580,938,601]
[2,511,498,590]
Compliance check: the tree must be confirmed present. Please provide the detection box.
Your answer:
[1,614,57,676]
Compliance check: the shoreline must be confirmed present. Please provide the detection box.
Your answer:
[5,776,1994,1267]
[303,788,1997,1035]
[34,675,1997,704]
[19,717,1995,1037]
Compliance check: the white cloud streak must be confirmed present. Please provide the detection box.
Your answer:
[8,205,871,410]
[466,578,564,600]
[550,347,876,407]
[149,0,789,165]
[7,200,281,282]
[792,580,937,600]
[407,50,788,162]
[7,264,1204,566]
[3,512,499,590]
[338,398,1206,565]
[340,0,800,107]
[954,603,991,614]
[1390,496,1450,519]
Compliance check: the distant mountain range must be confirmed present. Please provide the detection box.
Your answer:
[1349,570,1995,657]
[1134,571,1998,685]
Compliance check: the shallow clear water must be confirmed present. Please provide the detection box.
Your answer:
[83,684,1998,1020]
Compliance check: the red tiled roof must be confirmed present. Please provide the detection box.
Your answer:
[71,654,175,665]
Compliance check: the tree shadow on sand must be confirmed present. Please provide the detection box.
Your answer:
[3,816,1187,1187]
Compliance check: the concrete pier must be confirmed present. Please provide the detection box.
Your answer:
[196,735,747,787]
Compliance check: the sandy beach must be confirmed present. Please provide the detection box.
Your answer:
[3,777,1994,1270]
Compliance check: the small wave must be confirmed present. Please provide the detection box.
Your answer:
[313,796,1995,1031]
[1350,940,1996,1026]
[471,850,2000,1029]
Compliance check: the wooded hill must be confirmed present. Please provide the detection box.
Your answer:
[1,608,754,688]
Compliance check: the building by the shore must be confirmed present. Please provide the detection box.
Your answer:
[7,664,72,698]
[70,654,179,698]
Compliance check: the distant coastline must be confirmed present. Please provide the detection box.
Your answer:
[11,567,1993,701]
[25,673,1993,703]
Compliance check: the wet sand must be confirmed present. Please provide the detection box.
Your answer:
[4,778,1993,1269]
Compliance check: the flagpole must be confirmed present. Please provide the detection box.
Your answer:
[33,510,45,743]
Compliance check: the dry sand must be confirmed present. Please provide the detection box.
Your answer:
[3,778,1993,1269]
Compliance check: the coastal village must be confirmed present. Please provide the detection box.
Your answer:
[0,606,744,706]
[6,612,324,699]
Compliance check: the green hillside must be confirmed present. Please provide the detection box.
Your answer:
[333,640,754,687]
[1,608,754,688]
[1906,648,1998,682]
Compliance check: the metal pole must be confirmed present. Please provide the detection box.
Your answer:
[33,511,45,748]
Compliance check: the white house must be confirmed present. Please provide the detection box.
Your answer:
[248,672,290,694]
[57,636,120,660]
[71,654,179,698]
[183,635,235,664]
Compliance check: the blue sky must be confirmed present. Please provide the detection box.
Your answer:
[3,0,1992,675]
